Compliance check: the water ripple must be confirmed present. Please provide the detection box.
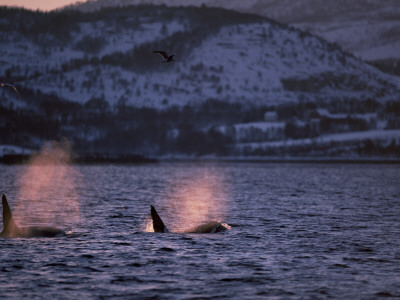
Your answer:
[0,163,399,299]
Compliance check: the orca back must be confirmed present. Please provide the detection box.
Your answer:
[1,194,65,238]
[186,221,227,233]
[22,226,65,237]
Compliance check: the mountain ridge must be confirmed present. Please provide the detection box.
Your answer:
[64,0,400,61]
[1,5,397,108]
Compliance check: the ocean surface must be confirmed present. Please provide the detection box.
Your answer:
[1,162,399,299]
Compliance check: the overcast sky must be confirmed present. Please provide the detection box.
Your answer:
[0,0,78,11]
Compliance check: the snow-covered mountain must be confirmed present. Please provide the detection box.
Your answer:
[0,5,399,158]
[1,5,398,108]
[64,0,400,61]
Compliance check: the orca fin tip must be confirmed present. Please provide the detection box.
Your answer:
[2,193,8,204]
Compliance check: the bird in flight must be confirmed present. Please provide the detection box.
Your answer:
[152,51,175,62]
[0,83,19,97]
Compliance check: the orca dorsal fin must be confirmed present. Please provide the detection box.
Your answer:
[150,205,169,233]
[2,194,19,235]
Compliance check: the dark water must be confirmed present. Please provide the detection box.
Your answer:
[1,162,400,299]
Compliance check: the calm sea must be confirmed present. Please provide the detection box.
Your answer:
[1,162,399,299]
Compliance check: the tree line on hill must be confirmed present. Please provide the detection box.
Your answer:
[1,87,399,157]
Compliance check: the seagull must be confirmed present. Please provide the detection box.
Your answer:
[0,83,19,97]
[152,51,175,62]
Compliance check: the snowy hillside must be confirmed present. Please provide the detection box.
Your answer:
[0,5,399,158]
[1,6,399,108]
[65,0,400,61]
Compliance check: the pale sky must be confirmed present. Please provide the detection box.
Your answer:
[0,0,80,11]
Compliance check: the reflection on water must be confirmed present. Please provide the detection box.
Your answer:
[0,162,399,299]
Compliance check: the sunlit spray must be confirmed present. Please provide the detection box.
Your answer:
[14,139,82,228]
[143,217,154,233]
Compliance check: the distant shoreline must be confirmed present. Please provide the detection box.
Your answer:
[1,153,399,165]
[159,156,400,165]
[0,153,158,165]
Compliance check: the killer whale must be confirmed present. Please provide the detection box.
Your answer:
[150,205,228,233]
[0,194,65,238]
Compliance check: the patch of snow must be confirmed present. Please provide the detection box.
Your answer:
[0,144,31,157]
[234,121,285,131]
[236,129,400,149]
